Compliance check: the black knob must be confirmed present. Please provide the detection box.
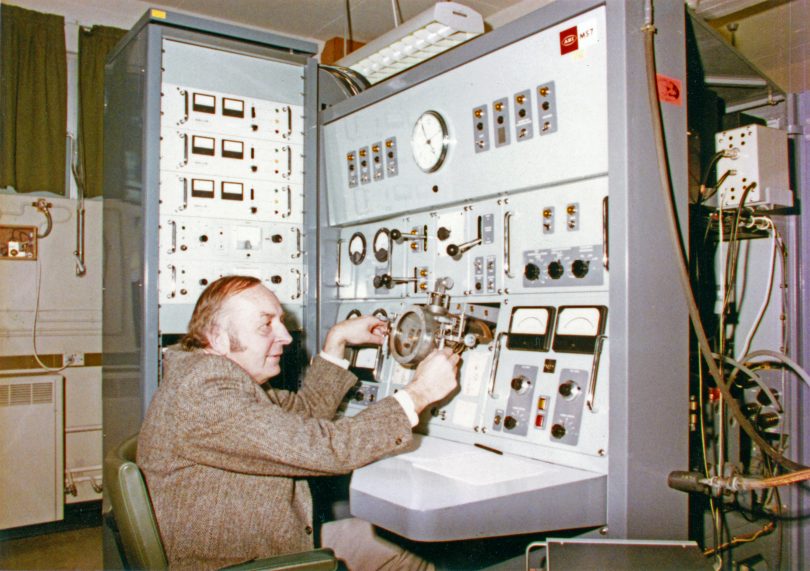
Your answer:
[757,389,779,406]
[390,229,403,242]
[437,227,451,241]
[551,424,566,439]
[199,278,209,286]
[271,275,282,284]
[524,263,541,281]
[373,274,392,289]
[547,260,564,279]
[511,376,529,393]
[504,416,518,430]
[757,412,780,430]
[180,289,188,295]
[354,391,365,402]
[199,234,209,243]
[572,259,590,278]
[271,234,283,243]
[446,243,460,257]
[559,380,580,400]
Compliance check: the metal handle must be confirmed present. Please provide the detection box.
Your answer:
[335,239,350,287]
[286,105,293,137]
[374,334,389,382]
[504,211,514,278]
[602,196,609,271]
[179,133,188,167]
[586,334,607,412]
[291,268,302,299]
[488,332,507,398]
[168,220,177,254]
[283,185,292,218]
[180,177,188,210]
[168,264,177,298]
[291,227,302,259]
[285,146,292,178]
[178,88,188,124]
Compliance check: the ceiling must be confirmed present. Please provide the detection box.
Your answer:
[154,0,527,44]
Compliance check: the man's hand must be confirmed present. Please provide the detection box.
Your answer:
[322,315,388,360]
[403,348,460,414]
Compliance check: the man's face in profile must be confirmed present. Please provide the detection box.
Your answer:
[216,284,293,382]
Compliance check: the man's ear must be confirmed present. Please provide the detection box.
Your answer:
[207,325,230,355]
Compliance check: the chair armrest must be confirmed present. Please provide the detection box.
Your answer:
[222,548,338,571]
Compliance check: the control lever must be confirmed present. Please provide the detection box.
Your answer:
[446,216,482,260]
[373,273,417,290]
[391,228,428,244]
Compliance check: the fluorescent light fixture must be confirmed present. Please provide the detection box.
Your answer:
[336,2,484,85]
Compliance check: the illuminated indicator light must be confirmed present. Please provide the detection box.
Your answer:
[495,102,503,111]
[372,145,380,153]
[151,9,167,18]
[567,204,577,215]
[537,397,547,410]
[516,95,526,104]
[347,153,354,161]
[535,414,545,428]
[543,209,552,218]
[539,86,550,97]
[386,140,394,148]
[474,109,483,118]
[359,149,367,157]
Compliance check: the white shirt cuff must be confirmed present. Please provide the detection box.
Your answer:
[393,390,419,427]
[319,351,350,369]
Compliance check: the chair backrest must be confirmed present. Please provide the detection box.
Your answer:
[104,433,169,571]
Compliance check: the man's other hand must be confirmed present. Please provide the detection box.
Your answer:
[403,348,460,414]
[322,315,389,359]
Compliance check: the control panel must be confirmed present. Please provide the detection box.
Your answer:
[157,42,306,333]
[325,7,610,465]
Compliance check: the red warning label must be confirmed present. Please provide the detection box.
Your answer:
[657,74,683,106]
[559,26,578,55]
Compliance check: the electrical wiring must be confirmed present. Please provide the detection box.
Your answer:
[641,4,806,472]
[713,353,782,413]
[702,521,776,557]
[32,256,69,373]
[737,218,783,360]
[744,350,810,390]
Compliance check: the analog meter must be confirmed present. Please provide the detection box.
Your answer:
[348,232,366,265]
[373,228,391,263]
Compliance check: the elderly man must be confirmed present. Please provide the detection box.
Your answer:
[137,275,459,570]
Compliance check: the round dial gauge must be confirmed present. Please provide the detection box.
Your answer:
[411,111,449,173]
[348,232,366,265]
[373,228,391,263]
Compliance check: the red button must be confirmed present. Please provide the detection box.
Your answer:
[535,414,545,428]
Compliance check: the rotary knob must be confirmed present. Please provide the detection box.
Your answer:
[547,260,564,280]
[524,263,541,281]
[504,416,518,430]
[511,376,531,394]
[437,227,451,241]
[572,259,589,278]
[551,424,566,439]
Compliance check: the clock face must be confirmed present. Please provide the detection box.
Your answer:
[411,111,449,173]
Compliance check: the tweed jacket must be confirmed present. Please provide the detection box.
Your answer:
[137,347,413,570]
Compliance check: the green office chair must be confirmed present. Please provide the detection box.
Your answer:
[104,434,338,571]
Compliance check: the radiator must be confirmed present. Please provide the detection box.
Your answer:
[0,375,64,529]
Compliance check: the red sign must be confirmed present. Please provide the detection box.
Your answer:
[559,26,578,55]
[656,74,683,106]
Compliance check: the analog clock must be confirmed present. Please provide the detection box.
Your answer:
[411,110,449,173]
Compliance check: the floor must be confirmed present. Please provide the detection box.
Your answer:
[0,526,103,570]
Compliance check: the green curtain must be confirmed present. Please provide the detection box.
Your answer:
[78,25,126,198]
[0,4,67,194]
